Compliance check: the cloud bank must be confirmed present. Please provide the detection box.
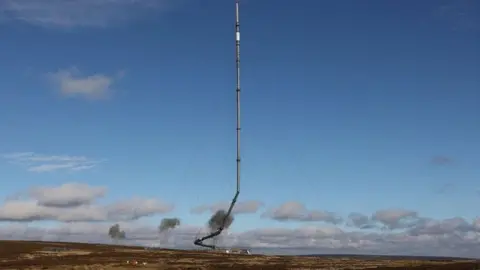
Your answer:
[0,182,479,258]
[1,220,480,259]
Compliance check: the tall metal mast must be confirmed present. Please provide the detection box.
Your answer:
[193,0,241,249]
[235,0,241,197]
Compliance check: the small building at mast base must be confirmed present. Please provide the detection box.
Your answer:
[226,248,251,255]
[211,248,251,255]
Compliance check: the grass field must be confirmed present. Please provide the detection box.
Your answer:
[0,240,479,269]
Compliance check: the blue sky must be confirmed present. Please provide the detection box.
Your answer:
[0,0,479,255]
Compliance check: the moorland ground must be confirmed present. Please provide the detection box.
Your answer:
[0,240,479,269]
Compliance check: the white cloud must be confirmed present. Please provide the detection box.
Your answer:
[433,2,480,32]
[2,152,104,172]
[104,197,174,221]
[0,199,109,222]
[191,200,264,215]
[372,209,419,230]
[29,183,107,207]
[0,183,174,222]
[0,0,168,28]
[262,201,343,224]
[347,212,376,229]
[46,67,122,100]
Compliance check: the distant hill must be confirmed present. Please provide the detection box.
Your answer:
[298,254,473,261]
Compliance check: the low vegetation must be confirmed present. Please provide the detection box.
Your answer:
[0,240,478,269]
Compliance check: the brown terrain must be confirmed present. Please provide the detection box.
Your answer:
[0,240,479,270]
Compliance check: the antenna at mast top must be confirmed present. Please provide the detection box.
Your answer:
[236,0,240,24]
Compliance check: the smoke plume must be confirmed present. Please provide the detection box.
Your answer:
[158,217,180,245]
[108,223,125,243]
[208,210,234,231]
[159,217,180,233]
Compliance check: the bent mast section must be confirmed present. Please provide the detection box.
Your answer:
[193,0,241,250]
